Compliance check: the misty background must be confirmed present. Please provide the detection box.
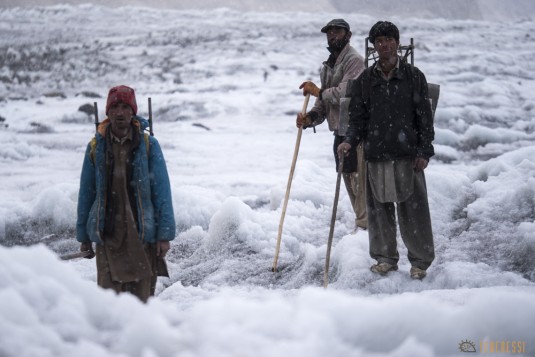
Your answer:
[2,0,535,21]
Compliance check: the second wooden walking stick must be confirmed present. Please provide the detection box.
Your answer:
[272,94,310,272]
[323,156,344,288]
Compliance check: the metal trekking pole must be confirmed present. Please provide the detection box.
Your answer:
[93,102,99,133]
[148,97,154,136]
[323,156,344,288]
[272,94,310,272]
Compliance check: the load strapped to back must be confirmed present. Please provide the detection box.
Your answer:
[92,97,155,135]
[89,97,155,161]
[364,36,440,118]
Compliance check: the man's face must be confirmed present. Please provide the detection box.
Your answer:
[373,35,399,60]
[108,102,133,133]
[326,27,349,50]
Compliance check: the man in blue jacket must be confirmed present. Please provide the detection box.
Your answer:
[76,85,175,302]
[338,21,435,280]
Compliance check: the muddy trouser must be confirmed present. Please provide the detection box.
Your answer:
[96,243,161,303]
[334,137,367,229]
[342,143,367,229]
[366,169,435,270]
[96,256,153,303]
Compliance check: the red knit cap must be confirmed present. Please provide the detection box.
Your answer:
[105,85,138,115]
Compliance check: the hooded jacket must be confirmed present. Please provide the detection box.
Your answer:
[309,42,365,133]
[76,116,175,245]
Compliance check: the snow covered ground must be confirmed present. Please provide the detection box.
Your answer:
[0,4,534,357]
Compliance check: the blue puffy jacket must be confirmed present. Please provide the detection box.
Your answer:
[76,116,176,244]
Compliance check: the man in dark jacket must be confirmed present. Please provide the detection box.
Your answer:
[297,18,367,231]
[337,21,435,279]
[77,85,176,301]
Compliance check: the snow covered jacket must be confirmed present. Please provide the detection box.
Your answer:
[76,116,175,245]
[345,59,435,162]
[309,43,365,134]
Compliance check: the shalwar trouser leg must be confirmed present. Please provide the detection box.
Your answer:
[340,143,368,230]
[343,173,367,229]
[366,176,399,265]
[367,170,434,268]
[396,171,435,270]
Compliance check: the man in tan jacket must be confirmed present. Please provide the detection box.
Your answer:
[296,18,367,231]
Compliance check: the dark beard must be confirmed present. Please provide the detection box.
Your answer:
[327,37,349,52]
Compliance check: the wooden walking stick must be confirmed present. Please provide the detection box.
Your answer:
[272,94,310,272]
[323,156,344,288]
[60,250,91,260]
